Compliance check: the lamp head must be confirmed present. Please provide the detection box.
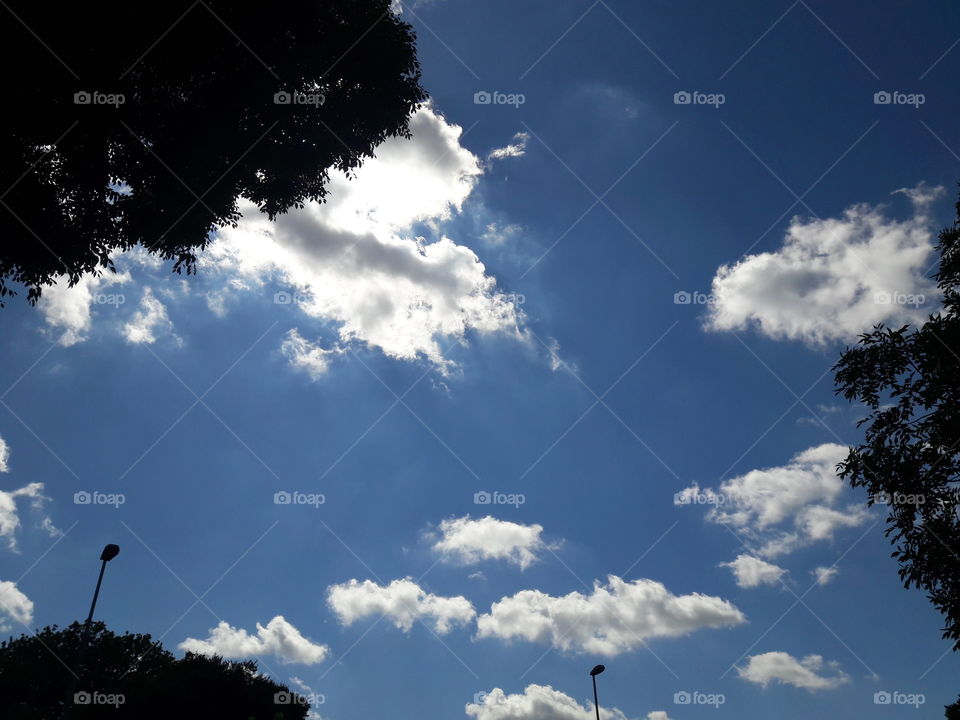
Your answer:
[100,544,120,562]
[590,664,605,677]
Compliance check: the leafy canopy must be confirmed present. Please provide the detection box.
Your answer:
[0,0,426,303]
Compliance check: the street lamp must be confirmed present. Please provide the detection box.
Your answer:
[85,544,119,623]
[590,664,605,720]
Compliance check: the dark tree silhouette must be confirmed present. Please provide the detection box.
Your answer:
[0,622,311,719]
[834,187,960,717]
[0,0,426,304]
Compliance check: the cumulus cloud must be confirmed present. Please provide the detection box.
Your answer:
[737,651,849,690]
[677,443,868,557]
[38,270,130,346]
[280,329,343,379]
[476,576,744,655]
[0,580,34,631]
[812,566,839,585]
[178,615,328,665]
[431,516,553,570]
[720,554,787,588]
[487,132,530,162]
[466,685,631,720]
[706,184,944,345]
[327,578,476,634]
[123,288,177,344]
[0,436,8,473]
[203,105,524,373]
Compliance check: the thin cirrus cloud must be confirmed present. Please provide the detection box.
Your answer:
[676,443,868,558]
[178,615,329,665]
[720,554,787,589]
[705,183,944,345]
[326,577,476,635]
[475,575,745,656]
[430,515,554,570]
[737,651,850,690]
[202,104,529,376]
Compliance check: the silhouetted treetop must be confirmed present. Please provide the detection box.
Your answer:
[0,622,310,719]
[0,0,426,303]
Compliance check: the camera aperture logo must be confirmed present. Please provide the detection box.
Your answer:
[874,691,925,707]
[674,690,725,707]
[74,691,125,707]
[74,490,125,508]
[674,91,725,108]
[74,91,125,108]
[474,490,525,508]
[474,91,525,108]
[873,91,925,109]
[274,90,325,107]
[274,490,325,508]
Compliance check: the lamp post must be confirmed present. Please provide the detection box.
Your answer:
[590,664,605,720]
[85,544,119,624]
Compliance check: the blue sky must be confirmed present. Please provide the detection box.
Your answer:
[2,1,960,718]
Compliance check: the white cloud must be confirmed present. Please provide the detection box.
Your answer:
[38,270,130,346]
[327,578,476,634]
[0,580,33,631]
[706,184,944,345]
[720,554,787,588]
[178,615,328,665]
[737,651,849,690]
[123,287,176,344]
[203,105,525,373]
[487,132,530,162]
[0,482,51,551]
[677,443,868,557]
[476,575,744,656]
[645,714,671,720]
[812,566,839,585]
[280,329,343,379]
[431,516,552,570]
[466,685,630,720]
[0,436,8,473]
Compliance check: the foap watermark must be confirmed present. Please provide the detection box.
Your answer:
[874,691,925,708]
[674,290,716,305]
[74,91,125,108]
[674,690,725,708]
[874,291,925,307]
[474,91,525,108]
[74,691,125,708]
[674,91,725,108]
[474,490,525,508]
[274,290,309,305]
[274,490,325,507]
[92,293,125,306]
[473,692,495,705]
[872,491,925,507]
[274,691,326,706]
[674,489,726,506]
[274,90,325,107]
[874,91,925,109]
[74,491,125,508]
